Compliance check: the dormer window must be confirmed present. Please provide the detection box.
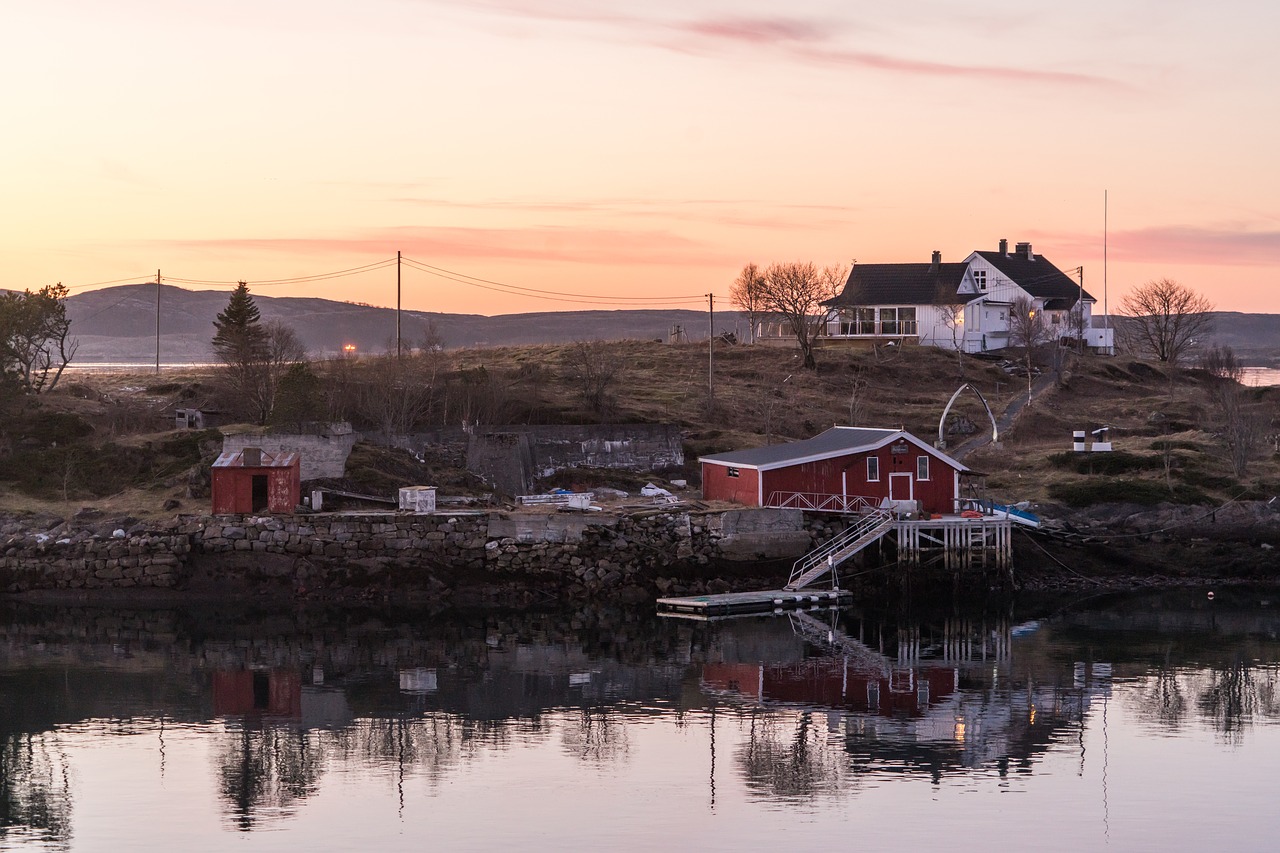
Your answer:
[973,270,987,291]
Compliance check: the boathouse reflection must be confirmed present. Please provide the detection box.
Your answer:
[2,596,1280,833]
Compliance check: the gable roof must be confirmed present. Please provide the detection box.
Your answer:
[974,250,1096,306]
[212,450,299,469]
[699,427,968,472]
[826,262,970,308]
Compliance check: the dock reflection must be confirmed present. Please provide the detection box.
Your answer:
[0,590,1278,837]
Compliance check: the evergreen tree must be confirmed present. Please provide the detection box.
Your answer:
[212,282,266,364]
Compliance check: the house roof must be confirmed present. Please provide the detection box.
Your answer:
[826,263,970,308]
[699,427,969,472]
[212,450,300,469]
[974,251,1096,306]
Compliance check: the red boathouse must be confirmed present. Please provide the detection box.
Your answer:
[699,427,967,515]
[211,447,301,514]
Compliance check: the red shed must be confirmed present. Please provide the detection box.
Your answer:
[211,447,301,514]
[699,427,967,515]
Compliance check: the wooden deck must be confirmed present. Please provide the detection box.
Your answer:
[656,588,852,616]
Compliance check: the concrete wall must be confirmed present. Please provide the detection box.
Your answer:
[466,424,684,495]
[222,423,357,480]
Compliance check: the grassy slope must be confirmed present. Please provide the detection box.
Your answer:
[1,341,1276,518]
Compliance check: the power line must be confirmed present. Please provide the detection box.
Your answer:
[163,258,398,287]
[400,256,710,306]
[62,274,158,292]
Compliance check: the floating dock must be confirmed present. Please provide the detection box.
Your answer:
[656,588,851,616]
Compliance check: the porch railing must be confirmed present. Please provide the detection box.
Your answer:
[764,492,881,515]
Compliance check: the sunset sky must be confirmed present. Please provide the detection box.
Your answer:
[3,0,1278,315]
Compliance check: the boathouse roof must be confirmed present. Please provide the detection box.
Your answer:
[699,427,968,472]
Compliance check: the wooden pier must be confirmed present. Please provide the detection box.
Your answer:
[656,588,852,617]
[894,517,1011,571]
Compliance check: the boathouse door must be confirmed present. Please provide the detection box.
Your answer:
[889,472,913,503]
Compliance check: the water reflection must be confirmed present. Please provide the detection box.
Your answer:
[0,732,71,850]
[0,590,1279,847]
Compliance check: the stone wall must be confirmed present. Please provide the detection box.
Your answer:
[1,506,833,595]
[1,531,189,591]
[193,513,489,570]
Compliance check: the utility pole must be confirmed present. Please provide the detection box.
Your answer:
[155,269,161,374]
[396,250,402,361]
[1103,190,1110,346]
[707,293,714,411]
[1077,266,1085,353]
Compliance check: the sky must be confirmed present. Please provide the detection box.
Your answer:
[3,0,1279,316]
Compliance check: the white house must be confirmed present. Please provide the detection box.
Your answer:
[820,240,1114,354]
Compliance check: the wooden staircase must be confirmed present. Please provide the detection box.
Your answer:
[784,509,894,591]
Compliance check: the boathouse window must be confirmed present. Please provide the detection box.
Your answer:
[917,456,930,480]
[867,457,879,481]
[974,270,987,291]
[856,308,876,335]
[726,467,740,478]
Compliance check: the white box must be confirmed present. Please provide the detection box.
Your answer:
[398,486,437,513]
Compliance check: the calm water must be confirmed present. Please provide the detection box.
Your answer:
[3,592,1280,852]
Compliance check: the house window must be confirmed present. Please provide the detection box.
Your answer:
[726,467,740,478]
[879,308,898,335]
[867,457,879,482]
[856,307,876,335]
[837,311,855,336]
[973,270,987,291]
[900,306,917,335]
[917,456,930,480]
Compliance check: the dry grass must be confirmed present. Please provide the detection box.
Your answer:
[2,342,1276,515]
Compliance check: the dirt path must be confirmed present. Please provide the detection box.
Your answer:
[951,371,1057,461]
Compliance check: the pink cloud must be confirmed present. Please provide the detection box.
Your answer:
[797,46,1124,89]
[680,17,827,46]
[387,195,851,229]
[1041,225,1280,267]
[435,2,1126,90]
[146,225,733,267]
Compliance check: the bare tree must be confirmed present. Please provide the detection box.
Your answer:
[1221,390,1261,478]
[934,283,967,374]
[1008,296,1050,402]
[758,262,844,370]
[730,263,767,344]
[359,353,439,436]
[253,321,308,425]
[1120,278,1213,364]
[1198,344,1244,382]
[562,340,623,419]
[1201,346,1260,478]
[1065,302,1089,351]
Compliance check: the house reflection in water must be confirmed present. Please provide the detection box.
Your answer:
[701,615,1114,782]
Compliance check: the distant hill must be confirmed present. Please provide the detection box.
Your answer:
[64,285,1279,365]
[66,284,714,362]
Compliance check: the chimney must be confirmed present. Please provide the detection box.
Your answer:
[1015,241,1033,260]
[999,238,1008,255]
[930,250,941,272]
[242,447,262,467]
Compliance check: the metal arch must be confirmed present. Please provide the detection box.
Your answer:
[939,382,999,447]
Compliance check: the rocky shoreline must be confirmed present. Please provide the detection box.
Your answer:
[2,500,1277,605]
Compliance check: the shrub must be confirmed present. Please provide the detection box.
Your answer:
[1047,450,1163,475]
[1048,478,1210,507]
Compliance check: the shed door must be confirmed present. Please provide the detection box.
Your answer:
[251,475,269,512]
[889,472,913,502]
